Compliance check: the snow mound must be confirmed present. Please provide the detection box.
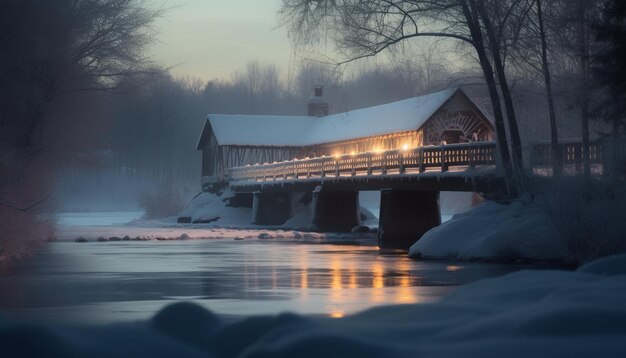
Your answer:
[409,199,568,262]
[281,202,312,230]
[178,190,250,226]
[577,253,626,276]
[3,255,626,357]
[177,190,378,231]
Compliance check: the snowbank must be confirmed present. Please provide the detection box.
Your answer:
[410,179,626,264]
[177,190,378,231]
[409,198,568,262]
[3,254,626,357]
[177,190,250,226]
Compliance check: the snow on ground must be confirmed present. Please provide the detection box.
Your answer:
[58,223,377,245]
[177,190,251,226]
[58,211,144,226]
[56,198,378,245]
[409,197,569,262]
[177,190,379,229]
[3,254,626,357]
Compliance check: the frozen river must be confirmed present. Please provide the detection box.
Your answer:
[0,212,549,325]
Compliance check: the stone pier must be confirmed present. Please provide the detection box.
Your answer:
[378,189,441,251]
[311,187,360,232]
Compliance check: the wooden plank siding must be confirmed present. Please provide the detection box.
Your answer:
[421,92,494,145]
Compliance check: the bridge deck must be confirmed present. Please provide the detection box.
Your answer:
[230,168,502,193]
[229,142,503,193]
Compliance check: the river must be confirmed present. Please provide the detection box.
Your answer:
[0,212,553,325]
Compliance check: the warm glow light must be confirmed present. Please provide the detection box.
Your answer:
[395,260,416,303]
[331,258,343,291]
[334,153,342,159]
[402,143,410,151]
[446,265,465,272]
[373,147,383,153]
[350,151,356,156]
[372,263,384,289]
[348,267,358,289]
[297,245,309,290]
[330,312,345,318]
[371,262,386,303]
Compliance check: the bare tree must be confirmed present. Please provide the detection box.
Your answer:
[508,0,562,175]
[536,0,561,176]
[0,0,159,260]
[546,0,603,178]
[281,0,530,196]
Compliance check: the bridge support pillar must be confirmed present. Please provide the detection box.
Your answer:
[378,189,441,252]
[311,187,361,232]
[252,191,293,225]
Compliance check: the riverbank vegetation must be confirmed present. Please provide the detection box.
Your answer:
[0,0,161,262]
[411,177,626,265]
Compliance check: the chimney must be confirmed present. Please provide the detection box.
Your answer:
[307,85,329,117]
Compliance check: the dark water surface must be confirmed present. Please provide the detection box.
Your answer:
[0,238,554,324]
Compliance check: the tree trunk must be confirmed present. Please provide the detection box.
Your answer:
[537,0,562,176]
[461,0,517,197]
[610,111,623,183]
[473,0,525,187]
[578,0,591,179]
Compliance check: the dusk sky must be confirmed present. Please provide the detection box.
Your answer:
[149,0,294,81]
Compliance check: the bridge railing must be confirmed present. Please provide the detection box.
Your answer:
[531,141,604,166]
[229,141,497,182]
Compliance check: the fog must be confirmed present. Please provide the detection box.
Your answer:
[3,0,621,260]
[52,55,593,214]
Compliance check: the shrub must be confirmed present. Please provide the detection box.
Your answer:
[139,181,185,219]
[534,177,626,264]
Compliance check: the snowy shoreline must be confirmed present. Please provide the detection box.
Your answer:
[409,198,569,263]
[3,254,626,357]
[410,179,626,266]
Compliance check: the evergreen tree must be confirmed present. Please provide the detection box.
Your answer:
[594,0,626,178]
[594,0,626,130]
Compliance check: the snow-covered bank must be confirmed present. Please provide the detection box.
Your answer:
[3,254,626,357]
[177,190,251,226]
[176,190,378,231]
[409,199,567,262]
[54,190,379,243]
[57,224,377,245]
[410,179,626,264]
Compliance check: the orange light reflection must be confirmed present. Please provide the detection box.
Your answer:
[284,246,425,316]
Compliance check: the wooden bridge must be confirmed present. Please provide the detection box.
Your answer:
[229,141,502,193]
[225,141,503,252]
[222,140,617,252]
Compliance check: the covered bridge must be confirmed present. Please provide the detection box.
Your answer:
[196,87,494,189]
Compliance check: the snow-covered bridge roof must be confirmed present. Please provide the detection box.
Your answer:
[198,88,477,149]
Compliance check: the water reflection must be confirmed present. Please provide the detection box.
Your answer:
[0,241,551,323]
[237,245,427,317]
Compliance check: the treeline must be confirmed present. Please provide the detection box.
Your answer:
[59,13,621,211]
[282,0,626,194]
[56,57,460,211]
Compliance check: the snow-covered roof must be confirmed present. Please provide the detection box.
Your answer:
[198,88,468,148]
